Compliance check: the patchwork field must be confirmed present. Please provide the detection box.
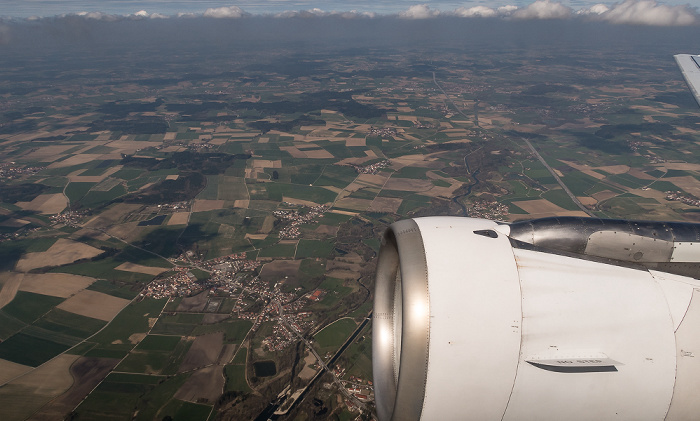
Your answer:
[0,353,79,421]
[18,273,95,298]
[15,239,103,272]
[57,290,131,321]
[2,27,700,420]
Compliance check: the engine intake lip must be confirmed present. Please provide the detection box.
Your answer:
[373,219,431,421]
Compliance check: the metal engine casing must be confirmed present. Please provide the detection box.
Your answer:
[373,217,700,421]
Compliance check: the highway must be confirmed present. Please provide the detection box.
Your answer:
[522,137,595,217]
[432,71,474,123]
[254,302,371,419]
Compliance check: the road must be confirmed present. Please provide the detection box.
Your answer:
[276,302,366,408]
[256,303,372,419]
[521,137,595,217]
[432,72,473,122]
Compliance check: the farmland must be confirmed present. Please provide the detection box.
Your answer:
[2,15,700,421]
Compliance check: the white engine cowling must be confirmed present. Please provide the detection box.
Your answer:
[373,217,700,421]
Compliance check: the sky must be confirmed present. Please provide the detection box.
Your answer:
[1,0,699,27]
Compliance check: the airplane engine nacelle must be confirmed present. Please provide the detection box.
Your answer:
[373,217,700,421]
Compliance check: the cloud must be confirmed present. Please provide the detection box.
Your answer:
[453,4,519,17]
[273,8,327,18]
[598,0,697,26]
[336,10,377,19]
[76,11,120,21]
[399,4,440,19]
[577,4,610,15]
[498,5,519,15]
[273,8,376,18]
[10,1,700,27]
[203,6,246,18]
[454,6,498,18]
[513,0,572,19]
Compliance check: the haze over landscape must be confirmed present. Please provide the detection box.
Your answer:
[2,0,700,420]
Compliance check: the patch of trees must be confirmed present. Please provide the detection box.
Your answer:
[522,83,579,96]
[229,90,385,120]
[2,107,44,123]
[0,183,51,203]
[98,99,164,118]
[244,59,328,78]
[31,135,68,142]
[216,391,249,409]
[594,122,674,139]
[170,151,251,174]
[413,198,454,217]
[503,130,547,140]
[89,116,168,134]
[336,218,384,260]
[0,119,37,134]
[4,111,24,121]
[120,151,251,174]
[248,115,326,134]
[422,142,470,153]
[653,92,698,109]
[165,101,228,114]
[123,171,205,204]
[572,132,630,154]
[509,93,562,107]
[119,156,160,169]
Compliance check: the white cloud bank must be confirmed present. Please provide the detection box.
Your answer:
[18,1,699,27]
[406,0,698,25]
[596,0,696,26]
[512,0,572,19]
[203,6,246,18]
[272,8,375,18]
[399,4,441,19]
[454,6,499,18]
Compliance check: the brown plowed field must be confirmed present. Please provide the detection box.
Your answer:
[29,357,119,421]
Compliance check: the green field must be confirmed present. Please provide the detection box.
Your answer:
[88,299,167,353]
[81,184,128,208]
[265,183,337,204]
[340,328,372,381]
[197,175,220,200]
[541,189,579,211]
[34,308,106,338]
[257,242,296,258]
[224,364,251,393]
[0,311,28,340]
[295,239,335,258]
[116,350,172,373]
[135,334,183,351]
[75,372,192,421]
[87,279,141,300]
[314,318,357,352]
[393,166,429,179]
[191,319,252,343]
[0,332,71,366]
[160,399,212,421]
[218,176,248,201]
[1,291,64,324]
[65,182,95,203]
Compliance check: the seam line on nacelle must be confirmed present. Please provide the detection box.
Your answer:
[501,232,524,421]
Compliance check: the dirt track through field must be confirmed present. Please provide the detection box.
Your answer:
[28,357,119,421]
[0,272,23,309]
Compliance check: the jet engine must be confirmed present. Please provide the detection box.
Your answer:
[373,216,700,421]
